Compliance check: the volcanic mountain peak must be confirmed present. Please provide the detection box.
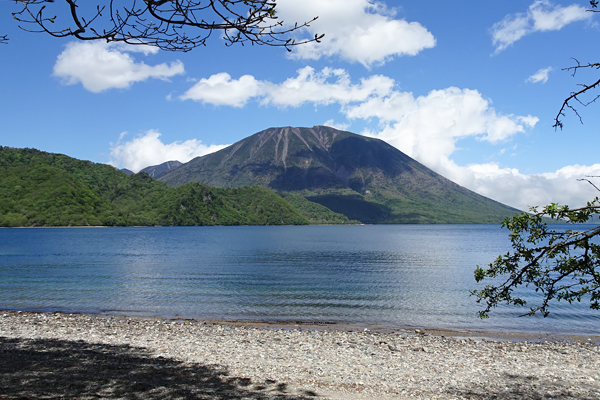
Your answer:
[157,126,519,224]
[219,126,345,169]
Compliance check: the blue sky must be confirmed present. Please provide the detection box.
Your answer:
[1,0,599,211]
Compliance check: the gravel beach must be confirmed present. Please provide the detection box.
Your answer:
[1,311,599,399]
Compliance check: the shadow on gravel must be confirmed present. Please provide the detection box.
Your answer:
[448,372,599,400]
[0,337,318,399]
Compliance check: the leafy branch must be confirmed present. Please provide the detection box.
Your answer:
[473,192,600,318]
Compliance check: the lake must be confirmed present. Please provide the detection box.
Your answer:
[0,225,598,335]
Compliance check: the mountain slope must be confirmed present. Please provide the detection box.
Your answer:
[158,126,519,224]
[0,146,308,227]
[141,160,182,178]
[0,164,116,227]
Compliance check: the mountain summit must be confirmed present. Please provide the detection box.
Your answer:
[158,126,518,223]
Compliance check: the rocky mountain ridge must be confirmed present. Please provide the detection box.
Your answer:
[141,160,182,178]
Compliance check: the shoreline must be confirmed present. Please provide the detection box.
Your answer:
[1,310,599,399]
[3,308,599,344]
[199,318,600,344]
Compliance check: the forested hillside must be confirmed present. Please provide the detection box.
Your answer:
[0,147,309,227]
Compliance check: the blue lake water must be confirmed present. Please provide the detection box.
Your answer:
[0,225,598,335]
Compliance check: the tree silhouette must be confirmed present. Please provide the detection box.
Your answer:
[553,1,600,129]
[9,0,323,52]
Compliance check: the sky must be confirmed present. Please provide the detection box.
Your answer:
[1,0,600,211]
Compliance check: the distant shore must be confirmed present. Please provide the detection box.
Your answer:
[1,310,599,399]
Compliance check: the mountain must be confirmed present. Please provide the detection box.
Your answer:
[157,126,519,224]
[0,146,308,227]
[141,160,182,178]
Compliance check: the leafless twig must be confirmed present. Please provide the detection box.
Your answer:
[553,59,600,130]
[577,175,600,192]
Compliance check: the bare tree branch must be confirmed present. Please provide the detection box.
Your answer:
[577,176,600,192]
[553,59,600,129]
[553,1,600,128]
[9,0,324,52]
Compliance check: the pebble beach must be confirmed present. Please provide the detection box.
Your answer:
[1,311,599,399]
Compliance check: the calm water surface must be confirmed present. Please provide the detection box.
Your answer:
[0,225,598,334]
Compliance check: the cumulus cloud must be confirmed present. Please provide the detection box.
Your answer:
[109,130,228,172]
[262,67,395,106]
[527,67,553,83]
[54,41,184,92]
[180,73,262,107]
[452,162,600,211]
[351,87,538,172]
[491,1,592,53]
[276,0,436,67]
[181,67,395,107]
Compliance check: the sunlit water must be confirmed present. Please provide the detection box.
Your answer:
[0,225,598,334]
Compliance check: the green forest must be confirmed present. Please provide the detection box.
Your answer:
[0,146,350,227]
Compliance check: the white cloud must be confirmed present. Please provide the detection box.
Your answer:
[54,41,184,92]
[517,115,540,127]
[527,67,553,83]
[491,1,592,53]
[530,1,592,30]
[351,87,537,172]
[109,130,228,172]
[323,119,350,131]
[276,0,436,67]
[180,73,262,107]
[181,67,395,108]
[452,162,600,211]
[262,67,395,107]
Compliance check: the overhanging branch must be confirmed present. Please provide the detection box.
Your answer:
[10,0,323,52]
